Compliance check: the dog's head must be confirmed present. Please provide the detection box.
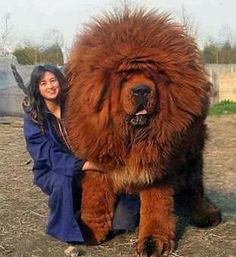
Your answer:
[65,8,210,168]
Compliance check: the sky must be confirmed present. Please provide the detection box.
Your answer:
[0,0,236,50]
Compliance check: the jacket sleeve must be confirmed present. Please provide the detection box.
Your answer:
[23,114,86,177]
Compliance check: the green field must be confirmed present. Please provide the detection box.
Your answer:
[209,100,236,116]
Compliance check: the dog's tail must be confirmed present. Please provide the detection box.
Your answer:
[11,64,28,95]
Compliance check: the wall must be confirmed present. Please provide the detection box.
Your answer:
[206,64,236,103]
[1,58,236,116]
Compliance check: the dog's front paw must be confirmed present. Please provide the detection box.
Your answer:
[135,235,175,257]
[81,210,113,244]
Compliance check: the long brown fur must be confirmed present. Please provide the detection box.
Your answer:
[65,8,221,256]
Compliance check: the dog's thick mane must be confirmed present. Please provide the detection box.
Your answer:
[65,8,210,175]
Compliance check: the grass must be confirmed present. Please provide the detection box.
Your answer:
[209,100,236,116]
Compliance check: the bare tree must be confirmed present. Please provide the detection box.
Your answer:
[63,43,71,63]
[0,13,13,49]
[40,28,65,63]
[219,25,236,46]
[180,6,199,38]
[41,28,64,48]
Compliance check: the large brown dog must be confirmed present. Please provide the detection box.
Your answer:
[65,8,221,256]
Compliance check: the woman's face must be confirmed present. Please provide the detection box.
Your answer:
[38,71,60,101]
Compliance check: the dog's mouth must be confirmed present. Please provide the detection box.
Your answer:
[129,109,149,127]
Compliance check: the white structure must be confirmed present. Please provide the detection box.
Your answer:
[0,56,34,116]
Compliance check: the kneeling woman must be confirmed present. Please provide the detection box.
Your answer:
[23,64,139,243]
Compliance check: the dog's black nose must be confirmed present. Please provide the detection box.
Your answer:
[131,85,151,96]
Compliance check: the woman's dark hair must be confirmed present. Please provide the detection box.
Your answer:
[23,64,67,126]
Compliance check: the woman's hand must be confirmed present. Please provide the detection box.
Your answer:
[82,161,101,171]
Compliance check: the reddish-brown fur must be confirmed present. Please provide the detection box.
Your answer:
[65,8,221,256]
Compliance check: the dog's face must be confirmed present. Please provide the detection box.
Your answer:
[65,9,210,169]
[121,73,158,128]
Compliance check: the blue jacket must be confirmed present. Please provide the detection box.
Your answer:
[24,113,140,243]
[24,113,85,242]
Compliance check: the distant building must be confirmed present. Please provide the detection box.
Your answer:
[0,47,17,62]
[0,47,11,56]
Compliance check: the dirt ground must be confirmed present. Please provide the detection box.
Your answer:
[0,115,235,257]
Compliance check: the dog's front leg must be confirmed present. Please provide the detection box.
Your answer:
[136,184,176,256]
[80,171,115,244]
